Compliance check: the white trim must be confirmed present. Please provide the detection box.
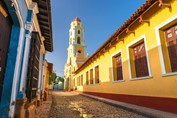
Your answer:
[126,34,152,80]
[20,33,32,91]
[111,50,125,82]
[130,76,152,81]
[10,0,25,117]
[112,80,125,83]
[155,13,177,75]
[162,72,177,77]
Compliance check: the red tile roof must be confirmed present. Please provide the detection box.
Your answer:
[73,17,81,22]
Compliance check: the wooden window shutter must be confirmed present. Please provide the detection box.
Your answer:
[86,71,89,85]
[26,32,41,102]
[133,42,149,77]
[165,24,177,72]
[95,66,99,83]
[116,54,123,80]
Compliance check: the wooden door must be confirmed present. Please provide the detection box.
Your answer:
[165,24,177,72]
[26,32,41,102]
[0,1,12,102]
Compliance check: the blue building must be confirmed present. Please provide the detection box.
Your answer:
[0,0,53,117]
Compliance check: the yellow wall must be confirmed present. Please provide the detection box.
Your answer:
[74,1,177,98]
[43,60,50,90]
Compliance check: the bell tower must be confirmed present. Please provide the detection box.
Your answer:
[70,17,86,57]
[67,17,86,69]
[65,17,87,90]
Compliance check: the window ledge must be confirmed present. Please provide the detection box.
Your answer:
[162,72,177,77]
[95,83,100,85]
[112,80,125,83]
[130,76,152,81]
[88,84,94,86]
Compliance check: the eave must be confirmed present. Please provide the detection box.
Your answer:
[33,0,53,52]
[75,0,172,74]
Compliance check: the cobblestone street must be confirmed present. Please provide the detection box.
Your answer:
[48,91,150,118]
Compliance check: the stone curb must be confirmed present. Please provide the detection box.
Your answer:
[79,93,177,118]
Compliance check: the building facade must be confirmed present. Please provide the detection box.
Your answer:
[64,17,88,90]
[71,0,177,114]
[43,60,53,100]
[0,0,53,117]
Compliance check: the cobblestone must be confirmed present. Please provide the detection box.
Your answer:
[35,94,52,118]
[49,91,149,118]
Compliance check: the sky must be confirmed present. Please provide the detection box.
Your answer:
[46,0,146,77]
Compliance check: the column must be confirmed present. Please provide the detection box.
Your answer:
[37,50,44,106]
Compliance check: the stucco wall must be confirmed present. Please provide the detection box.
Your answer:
[75,0,177,99]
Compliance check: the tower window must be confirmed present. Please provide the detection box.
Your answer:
[78,50,81,53]
[78,30,80,34]
[77,37,81,44]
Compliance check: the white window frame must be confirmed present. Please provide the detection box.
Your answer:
[126,34,152,80]
[111,50,125,82]
[155,14,177,76]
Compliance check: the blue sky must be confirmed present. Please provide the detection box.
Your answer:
[46,0,146,77]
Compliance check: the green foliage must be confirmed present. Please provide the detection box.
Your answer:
[49,72,57,85]
[58,76,64,83]
[54,76,64,84]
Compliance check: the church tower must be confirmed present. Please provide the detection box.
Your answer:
[67,17,86,69]
[64,17,87,90]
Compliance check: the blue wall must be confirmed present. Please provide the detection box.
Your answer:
[0,0,28,117]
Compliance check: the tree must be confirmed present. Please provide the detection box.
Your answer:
[58,76,64,83]
[49,72,57,85]
[54,76,64,84]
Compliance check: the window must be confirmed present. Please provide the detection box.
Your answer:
[77,37,81,44]
[112,53,123,81]
[128,39,149,78]
[90,69,93,84]
[74,78,75,86]
[133,42,149,77]
[79,76,81,86]
[155,15,177,75]
[164,24,177,72]
[86,71,89,85]
[95,66,99,83]
[78,30,80,34]
[78,50,81,53]
[81,75,83,85]
[77,77,79,86]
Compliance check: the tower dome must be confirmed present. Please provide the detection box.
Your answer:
[73,17,81,22]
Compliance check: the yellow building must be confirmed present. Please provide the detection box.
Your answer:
[71,0,177,114]
[43,60,53,100]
